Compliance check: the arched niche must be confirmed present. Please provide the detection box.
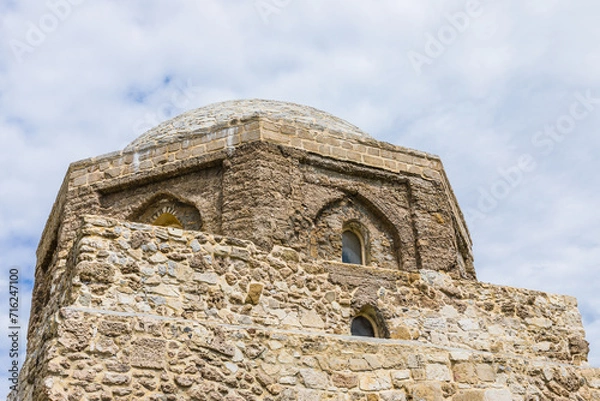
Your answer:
[129,194,202,231]
[310,195,400,270]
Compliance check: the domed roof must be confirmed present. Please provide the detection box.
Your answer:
[126,99,372,151]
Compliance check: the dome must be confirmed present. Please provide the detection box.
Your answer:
[126,99,372,151]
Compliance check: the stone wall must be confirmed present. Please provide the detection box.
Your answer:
[33,309,600,401]
[16,216,600,400]
[65,216,590,364]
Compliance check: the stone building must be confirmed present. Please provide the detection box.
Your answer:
[13,99,600,400]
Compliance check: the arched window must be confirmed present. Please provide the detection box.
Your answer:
[351,315,376,337]
[130,194,202,231]
[342,230,363,264]
[349,305,388,339]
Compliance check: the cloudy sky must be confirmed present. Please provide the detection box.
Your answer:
[1,0,599,396]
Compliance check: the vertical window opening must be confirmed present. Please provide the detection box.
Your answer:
[342,230,363,264]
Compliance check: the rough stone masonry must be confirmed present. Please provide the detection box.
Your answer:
[11,100,600,400]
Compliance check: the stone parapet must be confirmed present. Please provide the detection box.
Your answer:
[67,216,587,364]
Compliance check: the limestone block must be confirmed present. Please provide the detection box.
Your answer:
[391,325,414,340]
[350,358,371,371]
[194,272,218,284]
[453,363,478,384]
[245,282,264,305]
[300,368,329,390]
[454,390,485,401]
[279,375,297,385]
[406,382,443,401]
[102,373,131,385]
[440,305,459,318]
[359,371,392,391]
[297,389,321,401]
[300,309,325,329]
[281,312,302,327]
[78,261,115,283]
[148,283,180,297]
[458,318,479,331]
[426,364,452,381]
[483,389,511,401]
[332,372,358,389]
[149,252,168,263]
[475,364,496,382]
[130,338,166,369]
[380,390,408,401]
[391,370,411,387]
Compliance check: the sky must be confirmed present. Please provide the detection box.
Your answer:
[1,0,599,397]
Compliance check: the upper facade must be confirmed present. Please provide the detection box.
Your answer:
[37,99,475,287]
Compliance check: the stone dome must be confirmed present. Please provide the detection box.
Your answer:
[126,99,372,151]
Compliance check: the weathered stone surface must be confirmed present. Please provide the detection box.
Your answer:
[17,216,600,400]
[454,390,485,401]
[332,372,358,388]
[426,364,452,381]
[78,261,115,283]
[299,369,329,390]
[299,309,325,329]
[360,371,392,391]
[130,338,166,369]
[245,282,263,305]
[407,382,444,401]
